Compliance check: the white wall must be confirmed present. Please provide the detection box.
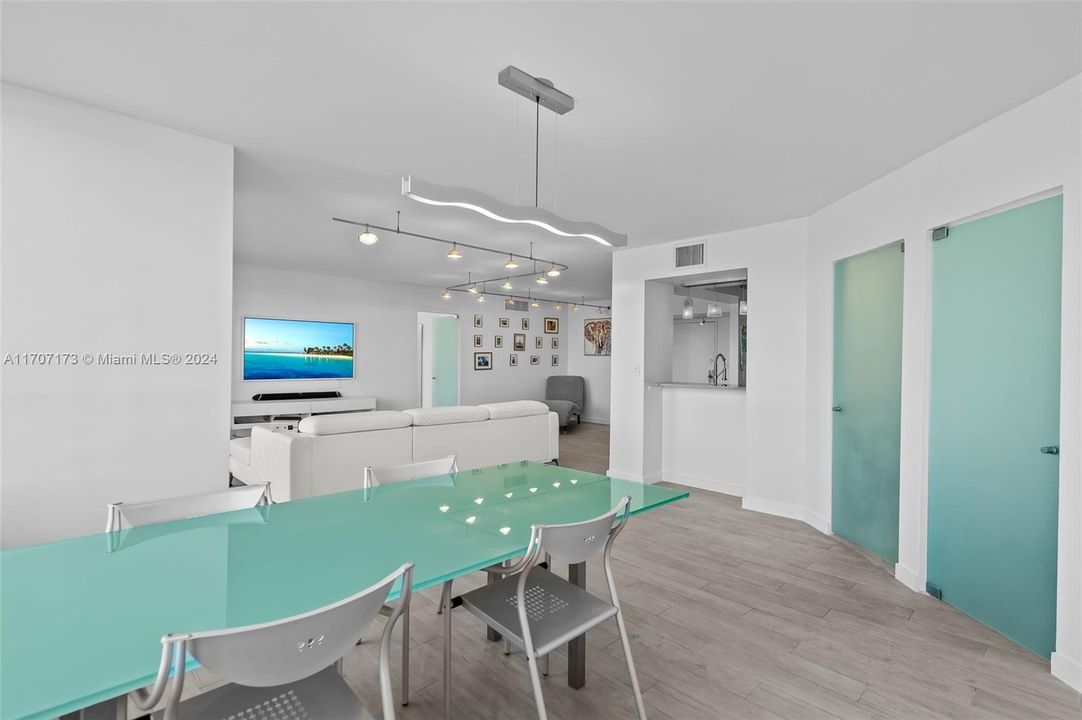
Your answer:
[805,75,1081,690]
[610,74,1082,691]
[234,264,568,410]
[610,217,808,518]
[566,301,612,424]
[0,84,234,547]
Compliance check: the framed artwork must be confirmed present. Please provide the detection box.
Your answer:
[530,355,540,366]
[551,354,559,367]
[494,335,504,348]
[522,318,530,330]
[474,315,483,328]
[510,353,518,367]
[513,333,527,352]
[499,317,510,328]
[544,317,559,334]
[551,337,559,350]
[584,318,612,356]
[473,334,483,347]
[535,336,543,349]
[474,352,492,370]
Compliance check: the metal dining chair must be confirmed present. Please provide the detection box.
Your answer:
[133,563,413,720]
[105,483,272,533]
[358,454,456,707]
[363,454,458,487]
[449,496,647,720]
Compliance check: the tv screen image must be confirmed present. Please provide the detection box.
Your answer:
[243,317,354,380]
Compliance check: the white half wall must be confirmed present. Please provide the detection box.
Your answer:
[566,301,612,424]
[233,264,569,409]
[0,84,234,548]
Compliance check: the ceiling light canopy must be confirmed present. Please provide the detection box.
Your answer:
[402,176,626,248]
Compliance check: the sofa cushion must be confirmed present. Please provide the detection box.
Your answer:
[404,406,490,426]
[478,400,550,420]
[229,436,252,465]
[299,410,412,436]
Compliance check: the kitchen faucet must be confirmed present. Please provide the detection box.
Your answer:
[710,353,728,386]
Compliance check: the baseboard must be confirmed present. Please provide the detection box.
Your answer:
[579,415,609,425]
[741,497,831,536]
[643,472,663,484]
[894,563,923,593]
[661,472,743,498]
[1051,652,1082,692]
[803,509,832,535]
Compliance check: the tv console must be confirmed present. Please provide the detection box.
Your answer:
[231,395,376,435]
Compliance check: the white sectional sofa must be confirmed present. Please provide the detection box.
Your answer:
[228,401,559,501]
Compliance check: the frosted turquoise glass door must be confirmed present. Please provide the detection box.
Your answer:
[832,243,904,563]
[928,194,1061,659]
[431,315,459,406]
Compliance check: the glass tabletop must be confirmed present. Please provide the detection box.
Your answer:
[0,462,687,720]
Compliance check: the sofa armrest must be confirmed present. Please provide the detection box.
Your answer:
[547,411,560,463]
[249,427,312,502]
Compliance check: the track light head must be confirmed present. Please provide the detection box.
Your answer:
[358,225,379,245]
[447,243,463,260]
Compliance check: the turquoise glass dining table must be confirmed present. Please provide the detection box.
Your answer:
[0,461,687,720]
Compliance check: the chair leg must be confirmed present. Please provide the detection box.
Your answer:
[613,609,647,720]
[504,637,511,655]
[525,652,549,720]
[441,580,453,720]
[540,652,549,677]
[401,607,410,706]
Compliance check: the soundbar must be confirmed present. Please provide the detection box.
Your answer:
[251,391,342,402]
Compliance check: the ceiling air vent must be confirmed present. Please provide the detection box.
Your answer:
[675,243,705,268]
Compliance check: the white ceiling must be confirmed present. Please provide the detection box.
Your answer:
[3,2,1079,301]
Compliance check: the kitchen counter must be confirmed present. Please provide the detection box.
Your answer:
[646,382,745,391]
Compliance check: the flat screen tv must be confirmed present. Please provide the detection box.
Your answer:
[243,317,354,380]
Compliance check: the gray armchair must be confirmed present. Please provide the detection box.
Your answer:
[544,375,585,430]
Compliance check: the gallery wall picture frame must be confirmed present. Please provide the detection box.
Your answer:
[535,336,543,349]
[584,318,612,356]
[473,334,483,347]
[494,335,503,348]
[522,318,530,330]
[513,333,527,352]
[499,317,510,328]
[551,354,559,367]
[551,337,559,350]
[544,317,559,334]
[530,355,540,365]
[510,353,518,366]
[474,352,493,370]
[474,315,483,328]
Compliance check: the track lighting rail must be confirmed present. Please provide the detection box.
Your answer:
[332,216,568,271]
[445,287,610,312]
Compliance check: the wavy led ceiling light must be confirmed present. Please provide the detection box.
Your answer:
[402,176,626,248]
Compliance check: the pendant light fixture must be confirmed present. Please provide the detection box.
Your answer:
[546,264,561,277]
[466,272,478,294]
[441,289,452,300]
[400,66,626,248]
[529,290,539,309]
[504,254,519,269]
[501,279,513,290]
[358,224,379,245]
[682,287,694,320]
[447,242,463,260]
[477,283,487,303]
[553,302,562,311]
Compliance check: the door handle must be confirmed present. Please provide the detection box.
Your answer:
[1040,446,1059,455]
[832,406,842,412]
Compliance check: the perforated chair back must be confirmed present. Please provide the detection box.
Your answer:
[181,564,407,688]
[106,483,272,533]
[365,455,457,487]
[536,495,630,565]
